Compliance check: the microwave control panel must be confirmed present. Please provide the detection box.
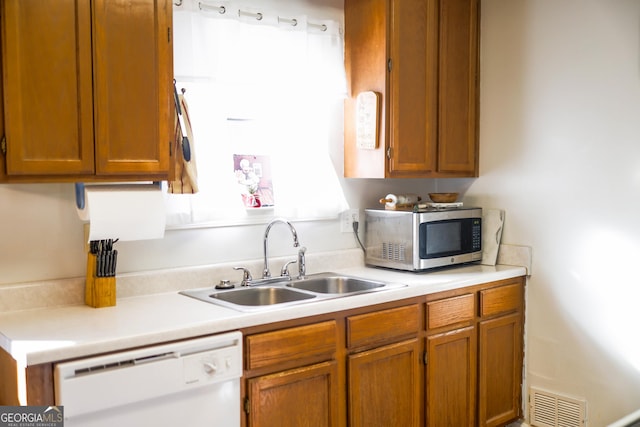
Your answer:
[472,219,482,251]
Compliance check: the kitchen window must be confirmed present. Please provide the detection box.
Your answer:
[167,0,348,228]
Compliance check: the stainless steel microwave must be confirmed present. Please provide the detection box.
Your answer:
[364,207,482,271]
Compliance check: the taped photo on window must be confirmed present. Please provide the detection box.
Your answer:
[233,154,274,208]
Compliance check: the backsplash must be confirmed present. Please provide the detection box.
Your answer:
[0,245,530,313]
[0,249,365,312]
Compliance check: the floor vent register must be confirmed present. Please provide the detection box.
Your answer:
[530,386,587,427]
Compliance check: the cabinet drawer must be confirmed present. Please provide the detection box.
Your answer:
[479,282,523,317]
[246,321,337,370]
[347,304,420,349]
[427,293,475,330]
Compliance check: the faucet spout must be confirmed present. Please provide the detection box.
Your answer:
[263,218,300,278]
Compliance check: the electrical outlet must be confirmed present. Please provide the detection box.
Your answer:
[340,209,360,233]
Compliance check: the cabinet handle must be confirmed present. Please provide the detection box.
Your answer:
[387,58,392,72]
[386,147,392,159]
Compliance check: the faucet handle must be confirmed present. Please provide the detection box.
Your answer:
[280,260,297,278]
[233,266,253,286]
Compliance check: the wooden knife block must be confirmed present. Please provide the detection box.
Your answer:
[85,252,116,308]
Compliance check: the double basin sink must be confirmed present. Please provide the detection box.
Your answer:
[181,272,403,312]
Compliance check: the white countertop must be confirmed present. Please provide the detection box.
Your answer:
[0,264,526,366]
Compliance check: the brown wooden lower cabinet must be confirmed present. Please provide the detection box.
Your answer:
[241,276,524,427]
[424,277,525,427]
[242,303,422,427]
[348,339,421,427]
[426,326,477,427]
[479,312,523,426]
[247,361,340,427]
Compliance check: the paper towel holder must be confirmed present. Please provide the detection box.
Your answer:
[75,182,162,210]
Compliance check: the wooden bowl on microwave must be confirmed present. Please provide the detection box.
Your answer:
[428,192,459,203]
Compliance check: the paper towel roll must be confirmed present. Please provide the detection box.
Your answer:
[77,184,166,241]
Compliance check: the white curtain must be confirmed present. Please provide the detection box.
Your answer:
[168,0,348,227]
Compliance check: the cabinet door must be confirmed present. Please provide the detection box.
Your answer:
[348,339,421,427]
[343,0,387,178]
[387,0,438,176]
[344,0,479,178]
[2,0,95,175]
[92,0,171,175]
[437,0,479,175]
[426,326,476,427]
[247,361,339,427]
[478,312,523,427]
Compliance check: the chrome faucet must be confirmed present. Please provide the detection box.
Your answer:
[263,218,300,278]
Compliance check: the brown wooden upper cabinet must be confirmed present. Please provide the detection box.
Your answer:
[344,0,479,178]
[0,0,173,182]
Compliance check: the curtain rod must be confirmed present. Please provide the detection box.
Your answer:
[196,2,328,31]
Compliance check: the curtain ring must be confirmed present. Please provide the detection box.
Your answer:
[199,3,226,14]
[277,17,298,27]
[309,22,328,32]
[238,10,263,21]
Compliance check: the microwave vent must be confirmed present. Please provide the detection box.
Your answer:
[382,242,405,262]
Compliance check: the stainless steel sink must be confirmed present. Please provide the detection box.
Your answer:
[180,272,404,312]
[287,274,386,295]
[181,285,316,312]
[211,286,315,306]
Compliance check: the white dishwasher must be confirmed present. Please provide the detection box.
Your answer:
[54,331,242,427]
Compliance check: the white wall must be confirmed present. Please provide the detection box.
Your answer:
[467,0,640,425]
[0,177,452,284]
[2,0,639,424]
